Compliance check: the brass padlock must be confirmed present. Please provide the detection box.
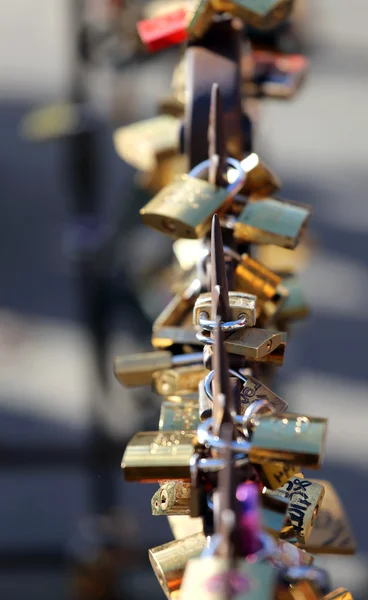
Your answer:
[153,365,206,397]
[152,326,201,350]
[114,351,202,387]
[234,198,311,249]
[153,279,202,333]
[139,153,188,194]
[159,399,200,432]
[149,533,207,600]
[276,275,310,325]
[249,413,327,468]
[232,153,281,199]
[152,481,191,516]
[193,291,257,328]
[211,0,295,30]
[324,590,353,600]
[234,253,289,319]
[224,327,284,359]
[180,557,278,600]
[122,430,197,482]
[261,490,289,536]
[240,374,288,413]
[256,332,287,365]
[168,515,204,540]
[140,157,245,239]
[298,480,356,555]
[255,463,302,490]
[113,115,180,172]
[272,477,325,544]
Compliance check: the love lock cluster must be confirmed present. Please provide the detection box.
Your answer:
[114,2,355,599]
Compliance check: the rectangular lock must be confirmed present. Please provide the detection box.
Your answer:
[275,477,325,544]
[261,490,289,536]
[152,326,200,349]
[256,332,287,366]
[140,175,233,239]
[152,481,191,516]
[240,374,288,413]
[238,153,281,199]
[224,327,284,359]
[114,351,203,386]
[159,399,200,432]
[193,291,257,327]
[149,533,206,600]
[324,590,353,600]
[181,557,278,600]
[122,430,196,482]
[276,276,309,324]
[298,480,356,555]
[153,279,202,332]
[153,365,206,397]
[256,463,302,490]
[249,413,327,468]
[113,115,180,172]
[235,254,288,318]
[234,198,311,249]
[168,515,204,540]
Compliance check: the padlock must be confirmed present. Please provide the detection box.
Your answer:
[168,515,204,540]
[153,279,202,343]
[140,157,245,239]
[180,557,278,600]
[234,198,311,249]
[285,580,323,600]
[152,481,191,516]
[234,254,289,318]
[254,238,312,277]
[137,8,189,53]
[122,430,197,482]
[211,0,295,30]
[256,463,302,491]
[113,115,180,172]
[240,374,288,413]
[152,327,201,350]
[223,327,284,360]
[193,291,257,328]
[230,153,281,199]
[298,480,356,555]
[139,153,188,194]
[324,590,353,600]
[114,351,203,386]
[276,477,325,544]
[249,413,327,468]
[149,533,207,600]
[153,365,207,397]
[275,276,310,325]
[159,398,200,431]
[260,490,289,536]
[256,332,287,365]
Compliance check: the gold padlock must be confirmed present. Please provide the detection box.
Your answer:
[229,153,281,199]
[159,399,200,432]
[249,413,327,468]
[122,430,197,482]
[256,463,302,491]
[140,157,245,239]
[152,481,191,516]
[168,515,204,540]
[211,0,295,30]
[240,374,288,413]
[224,327,284,360]
[113,115,180,172]
[193,291,257,328]
[180,557,278,600]
[154,279,202,333]
[114,351,202,387]
[149,533,207,600]
[256,332,287,365]
[234,198,311,249]
[234,254,289,319]
[324,590,353,600]
[275,275,310,325]
[273,477,325,544]
[298,480,356,555]
[152,327,201,350]
[153,365,206,397]
[139,153,188,195]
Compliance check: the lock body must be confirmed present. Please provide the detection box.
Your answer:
[212,0,295,29]
[276,477,325,544]
[224,328,284,359]
[153,366,206,397]
[255,463,302,490]
[159,399,200,432]
[152,326,200,350]
[249,413,327,468]
[193,291,257,326]
[114,351,172,386]
[153,280,202,332]
[122,430,197,482]
[152,481,191,516]
[238,153,281,199]
[234,198,310,249]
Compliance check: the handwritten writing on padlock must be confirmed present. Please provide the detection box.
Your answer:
[140,157,245,239]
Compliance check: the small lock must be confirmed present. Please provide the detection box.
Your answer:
[152,326,201,350]
[256,332,287,366]
[153,365,206,397]
[114,351,203,387]
[276,477,325,544]
[261,490,289,536]
[140,157,245,239]
[159,399,200,432]
[224,327,284,360]
[298,480,356,556]
[151,481,191,516]
[153,279,202,333]
[234,197,311,249]
[180,557,278,600]
[324,590,353,600]
[149,533,206,600]
[240,374,288,413]
[275,275,310,326]
[235,253,289,319]
[210,0,295,30]
[113,115,180,173]
[235,153,281,199]
[168,515,204,540]
[249,413,327,468]
[122,430,197,482]
[193,291,257,328]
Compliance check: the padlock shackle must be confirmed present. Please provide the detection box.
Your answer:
[189,157,246,196]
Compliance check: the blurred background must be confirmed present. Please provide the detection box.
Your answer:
[0,0,367,598]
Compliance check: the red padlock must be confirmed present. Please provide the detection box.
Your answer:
[137,8,189,53]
